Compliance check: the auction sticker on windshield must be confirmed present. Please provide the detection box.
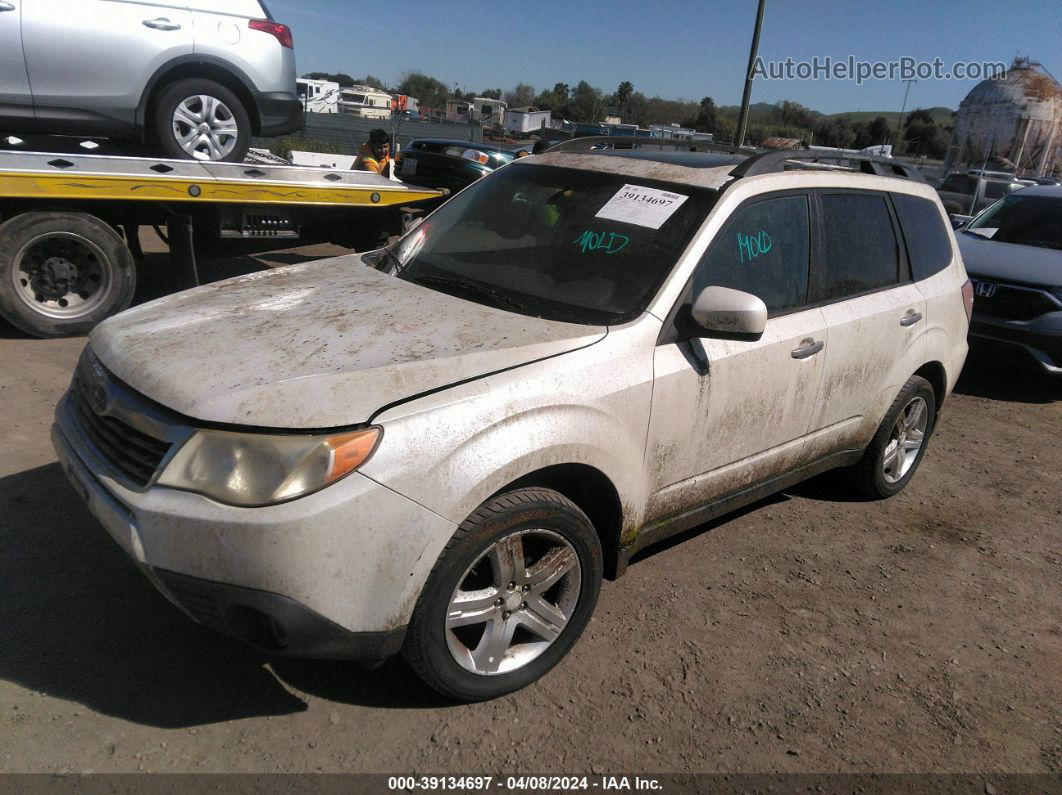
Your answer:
[595,184,689,229]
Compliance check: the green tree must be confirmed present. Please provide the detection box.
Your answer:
[903,109,947,158]
[301,72,356,87]
[867,115,891,146]
[396,71,451,111]
[688,96,719,133]
[505,83,536,108]
[615,80,634,119]
[569,81,604,123]
[480,88,503,100]
[356,75,388,91]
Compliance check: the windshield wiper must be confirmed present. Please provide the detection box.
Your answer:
[407,274,529,312]
[373,246,403,274]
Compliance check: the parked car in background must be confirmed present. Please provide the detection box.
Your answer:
[936,170,1029,216]
[395,139,518,194]
[52,149,970,701]
[0,0,301,162]
[957,185,1062,376]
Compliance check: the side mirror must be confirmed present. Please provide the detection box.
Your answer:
[690,286,767,337]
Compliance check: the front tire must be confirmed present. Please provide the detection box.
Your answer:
[152,78,251,162]
[850,375,937,499]
[404,488,602,701]
[0,212,136,337]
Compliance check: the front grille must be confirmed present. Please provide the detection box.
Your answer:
[71,376,171,488]
[972,282,1059,321]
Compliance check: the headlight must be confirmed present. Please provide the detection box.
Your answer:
[157,426,381,507]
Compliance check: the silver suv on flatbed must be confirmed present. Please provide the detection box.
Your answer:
[0,0,300,161]
[52,149,972,700]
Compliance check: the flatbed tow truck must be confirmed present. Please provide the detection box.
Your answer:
[0,149,445,337]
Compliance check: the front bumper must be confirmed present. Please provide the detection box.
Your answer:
[254,90,303,136]
[969,311,1062,375]
[51,394,458,662]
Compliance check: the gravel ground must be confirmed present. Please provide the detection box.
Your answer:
[1,242,1059,775]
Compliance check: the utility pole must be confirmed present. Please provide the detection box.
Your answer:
[735,0,767,149]
[893,78,916,156]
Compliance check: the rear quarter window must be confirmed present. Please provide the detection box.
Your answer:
[892,194,953,281]
[812,192,900,302]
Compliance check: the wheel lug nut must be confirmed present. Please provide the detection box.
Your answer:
[508,582,515,591]
[502,611,511,620]
[521,602,527,609]
[494,598,503,607]
[522,584,530,592]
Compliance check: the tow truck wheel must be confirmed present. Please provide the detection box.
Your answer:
[153,78,251,163]
[0,212,136,338]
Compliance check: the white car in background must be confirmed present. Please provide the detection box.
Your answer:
[53,149,971,700]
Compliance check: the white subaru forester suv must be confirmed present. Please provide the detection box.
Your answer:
[52,148,972,701]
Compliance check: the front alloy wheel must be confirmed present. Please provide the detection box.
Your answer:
[404,488,602,701]
[446,529,581,675]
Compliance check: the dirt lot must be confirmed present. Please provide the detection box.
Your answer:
[0,241,1059,776]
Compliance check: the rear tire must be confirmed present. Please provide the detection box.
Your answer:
[849,375,937,499]
[403,488,602,702]
[0,212,136,338]
[152,78,251,163]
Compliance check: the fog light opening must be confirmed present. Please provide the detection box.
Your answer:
[225,605,290,651]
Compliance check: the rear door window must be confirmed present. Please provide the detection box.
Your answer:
[692,194,811,314]
[892,194,953,280]
[812,192,900,302]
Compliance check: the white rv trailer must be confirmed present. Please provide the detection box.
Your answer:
[338,85,393,120]
[296,78,340,114]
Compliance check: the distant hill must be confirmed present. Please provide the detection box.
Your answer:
[826,107,954,126]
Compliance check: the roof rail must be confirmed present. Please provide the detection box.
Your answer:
[730,150,927,183]
[544,136,756,156]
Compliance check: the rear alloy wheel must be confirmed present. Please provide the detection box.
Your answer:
[0,212,136,337]
[404,488,602,701]
[153,78,251,162]
[850,375,937,499]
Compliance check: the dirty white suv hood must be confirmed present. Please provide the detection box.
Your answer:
[90,256,606,428]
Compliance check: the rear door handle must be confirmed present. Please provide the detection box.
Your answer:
[0,2,16,12]
[143,17,181,30]
[900,311,923,327]
[791,340,824,359]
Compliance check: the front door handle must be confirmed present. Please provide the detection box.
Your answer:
[143,17,181,30]
[900,311,923,327]
[791,339,824,359]
[0,2,17,12]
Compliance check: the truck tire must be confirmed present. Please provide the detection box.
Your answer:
[152,78,252,163]
[0,212,136,338]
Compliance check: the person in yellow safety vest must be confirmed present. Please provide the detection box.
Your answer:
[353,128,391,175]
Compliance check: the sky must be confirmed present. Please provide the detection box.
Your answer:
[268,0,1062,115]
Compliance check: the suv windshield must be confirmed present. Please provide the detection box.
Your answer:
[965,194,1062,250]
[386,163,717,324]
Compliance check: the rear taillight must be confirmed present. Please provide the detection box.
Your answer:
[961,278,974,322]
[249,19,293,49]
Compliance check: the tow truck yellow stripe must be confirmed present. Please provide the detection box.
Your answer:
[0,172,444,206]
